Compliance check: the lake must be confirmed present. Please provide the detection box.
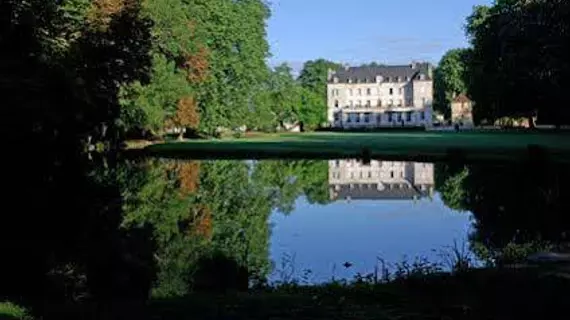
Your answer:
[269,159,475,283]
[115,155,570,291]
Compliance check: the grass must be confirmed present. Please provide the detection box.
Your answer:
[0,302,31,320]
[144,131,570,163]
[20,265,570,319]
[146,267,570,320]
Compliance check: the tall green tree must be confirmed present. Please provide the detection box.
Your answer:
[465,0,570,125]
[433,48,471,118]
[297,59,341,129]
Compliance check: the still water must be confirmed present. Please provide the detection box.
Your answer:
[130,156,569,291]
[270,160,473,283]
[7,154,570,302]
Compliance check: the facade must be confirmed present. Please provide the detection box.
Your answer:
[450,94,474,127]
[328,159,434,201]
[327,62,434,129]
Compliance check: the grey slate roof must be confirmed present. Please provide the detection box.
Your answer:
[331,183,432,201]
[330,63,432,83]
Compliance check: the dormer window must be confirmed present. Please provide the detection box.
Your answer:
[333,77,339,83]
[376,75,383,83]
[385,77,391,82]
[405,76,410,81]
[348,78,353,84]
[364,78,368,83]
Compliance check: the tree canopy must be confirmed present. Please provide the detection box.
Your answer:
[433,49,471,118]
[464,0,570,125]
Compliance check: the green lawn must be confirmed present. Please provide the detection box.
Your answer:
[145,131,570,162]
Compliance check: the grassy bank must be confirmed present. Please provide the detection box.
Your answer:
[24,266,570,319]
[144,131,570,162]
[0,302,31,320]
[147,267,570,320]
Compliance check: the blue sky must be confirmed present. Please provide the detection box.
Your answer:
[267,0,493,70]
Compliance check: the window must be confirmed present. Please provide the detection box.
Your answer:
[388,113,393,122]
[335,160,340,167]
[405,76,410,81]
[334,113,340,121]
[406,112,411,122]
[366,88,371,95]
[385,77,390,82]
[334,100,339,108]
[366,100,371,107]
[390,172,394,178]
[368,172,372,178]
[347,115,352,123]
[358,89,362,96]
[333,77,339,83]
[389,99,393,106]
[349,100,354,107]
[378,99,382,107]
[397,113,402,122]
[348,78,353,84]
[398,99,402,107]
[389,88,393,95]
[398,87,402,94]
[358,100,362,106]
[356,114,361,123]
[422,97,426,106]
[377,114,382,123]
[420,112,425,120]
[364,113,371,123]
[364,78,368,83]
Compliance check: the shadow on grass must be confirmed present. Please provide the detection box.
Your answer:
[146,267,570,320]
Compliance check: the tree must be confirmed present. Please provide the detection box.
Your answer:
[433,49,471,118]
[297,59,341,129]
[267,63,303,128]
[168,96,201,139]
[465,0,570,126]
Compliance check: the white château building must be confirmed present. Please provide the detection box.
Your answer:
[329,159,434,201]
[327,62,434,128]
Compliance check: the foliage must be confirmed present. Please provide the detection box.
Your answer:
[433,49,471,118]
[252,160,332,214]
[120,53,192,133]
[298,59,342,129]
[0,302,32,320]
[465,0,570,125]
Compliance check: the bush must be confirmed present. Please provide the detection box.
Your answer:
[0,302,31,320]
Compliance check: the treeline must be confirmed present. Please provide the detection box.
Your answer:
[434,0,570,126]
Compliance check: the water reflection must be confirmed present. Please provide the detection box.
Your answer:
[328,159,434,201]
[270,159,469,283]
[6,155,570,313]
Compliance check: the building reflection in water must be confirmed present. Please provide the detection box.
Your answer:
[328,159,434,201]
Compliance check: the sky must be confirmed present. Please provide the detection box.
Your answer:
[267,0,493,70]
